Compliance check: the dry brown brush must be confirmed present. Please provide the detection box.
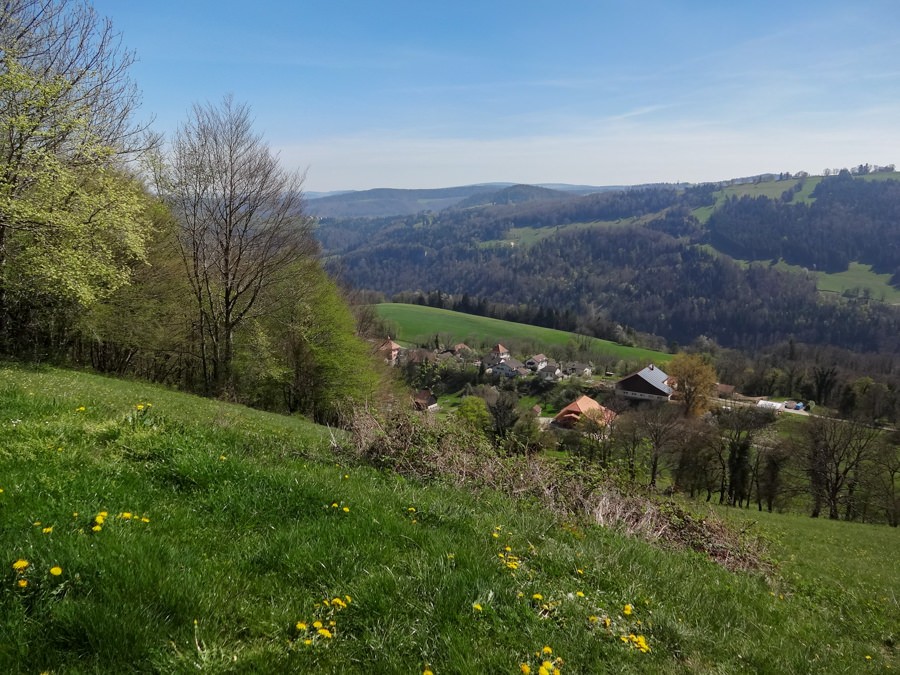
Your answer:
[339,406,770,573]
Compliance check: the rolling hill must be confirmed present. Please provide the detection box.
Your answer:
[375,302,671,364]
[319,170,900,356]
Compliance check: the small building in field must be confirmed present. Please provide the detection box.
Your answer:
[615,363,673,402]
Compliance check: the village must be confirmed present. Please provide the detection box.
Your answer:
[376,336,808,435]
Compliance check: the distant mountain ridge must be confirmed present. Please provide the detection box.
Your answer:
[306,182,613,218]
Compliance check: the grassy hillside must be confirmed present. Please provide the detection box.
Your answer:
[1,364,897,672]
[375,303,671,364]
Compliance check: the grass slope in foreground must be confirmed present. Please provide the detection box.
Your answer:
[376,303,671,364]
[1,364,896,673]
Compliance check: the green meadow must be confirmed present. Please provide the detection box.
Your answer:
[0,364,897,672]
[375,303,671,364]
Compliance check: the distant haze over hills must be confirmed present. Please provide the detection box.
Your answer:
[305,181,687,218]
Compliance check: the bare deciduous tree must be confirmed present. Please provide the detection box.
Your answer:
[156,96,316,395]
[805,416,880,520]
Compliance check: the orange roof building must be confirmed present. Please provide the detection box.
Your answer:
[552,395,617,429]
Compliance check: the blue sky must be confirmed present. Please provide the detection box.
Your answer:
[92,0,900,192]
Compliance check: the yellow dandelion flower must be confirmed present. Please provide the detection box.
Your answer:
[99,511,108,517]
[50,566,62,576]
[91,525,102,532]
[342,506,350,513]
[542,662,554,671]
[472,603,483,611]
[42,526,53,534]
[576,591,585,598]
[332,597,346,608]
[296,622,307,631]
[542,646,552,655]
[344,595,352,603]
[33,521,41,526]
[75,406,85,412]
[120,512,132,519]
[553,669,561,675]
[424,670,434,675]
[329,620,336,627]
[343,474,349,479]
[141,517,150,523]
[219,455,227,461]
[504,545,512,552]
[623,603,633,616]
[72,512,78,517]
[589,615,599,623]
[520,664,531,674]
[12,559,29,571]
[538,667,549,675]
[408,507,416,512]
[303,639,312,645]
[312,620,323,629]
[17,579,28,588]
[603,617,611,629]
[317,628,333,639]
[491,532,499,538]
[506,561,519,570]
[331,503,338,508]
[532,593,544,601]
[136,404,144,411]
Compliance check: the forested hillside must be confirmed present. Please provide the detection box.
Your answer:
[321,173,900,355]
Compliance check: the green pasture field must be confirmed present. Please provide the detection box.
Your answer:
[817,262,900,303]
[0,364,896,672]
[691,249,900,304]
[375,303,671,364]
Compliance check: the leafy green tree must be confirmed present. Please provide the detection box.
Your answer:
[0,57,149,349]
[457,396,491,436]
[0,2,151,350]
[247,263,380,424]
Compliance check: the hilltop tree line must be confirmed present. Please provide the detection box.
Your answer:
[0,0,380,423]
